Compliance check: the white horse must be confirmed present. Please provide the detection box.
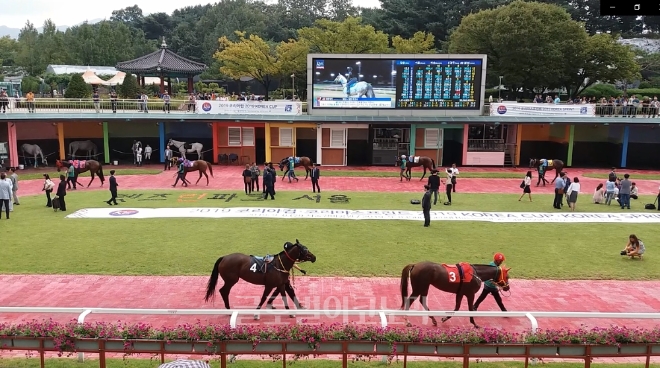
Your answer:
[132,140,142,165]
[333,74,376,98]
[69,140,97,160]
[21,143,48,168]
[167,139,203,160]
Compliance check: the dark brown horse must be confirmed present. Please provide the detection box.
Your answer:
[529,158,565,183]
[278,156,312,180]
[55,159,105,187]
[395,156,436,181]
[400,262,511,328]
[170,158,214,185]
[204,240,316,318]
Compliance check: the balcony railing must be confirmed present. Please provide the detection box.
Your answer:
[467,139,505,152]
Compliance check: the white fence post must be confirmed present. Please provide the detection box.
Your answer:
[76,309,93,362]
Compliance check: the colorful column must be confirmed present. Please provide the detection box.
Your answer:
[159,122,166,163]
[7,123,18,167]
[212,122,219,164]
[409,124,417,156]
[265,123,272,163]
[316,125,323,165]
[515,124,522,167]
[102,122,110,164]
[566,125,575,167]
[461,124,469,165]
[57,123,65,160]
[621,125,630,168]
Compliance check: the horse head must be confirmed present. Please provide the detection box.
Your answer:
[284,239,316,263]
[278,158,288,171]
[529,158,537,168]
[496,266,511,292]
[333,74,346,84]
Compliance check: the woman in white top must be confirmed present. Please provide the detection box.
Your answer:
[621,234,645,259]
[518,171,532,202]
[42,174,55,207]
[566,177,581,211]
[592,183,605,204]
[450,164,459,192]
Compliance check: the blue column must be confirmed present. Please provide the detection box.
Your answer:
[620,125,630,168]
[159,122,166,163]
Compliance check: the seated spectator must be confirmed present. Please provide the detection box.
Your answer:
[593,183,605,204]
[621,234,645,259]
[631,182,638,200]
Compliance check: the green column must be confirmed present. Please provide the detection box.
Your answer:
[102,122,110,164]
[566,124,575,167]
[409,124,416,156]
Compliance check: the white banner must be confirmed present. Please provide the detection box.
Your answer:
[196,101,303,115]
[490,103,596,117]
[67,208,660,223]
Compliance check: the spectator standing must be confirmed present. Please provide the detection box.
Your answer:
[518,171,532,202]
[566,177,581,212]
[164,146,173,170]
[106,170,119,205]
[311,163,321,193]
[422,184,432,227]
[427,169,440,205]
[109,90,117,113]
[444,168,453,205]
[162,92,171,113]
[450,164,459,192]
[42,174,54,207]
[605,179,616,205]
[0,173,11,219]
[619,174,632,209]
[67,164,76,189]
[263,163,275,200]
[242,164,252,194]
[93,90,100,113]
[250,162,260,192]
[144,145,152,163]
[56,175,67,211]
[26,91,35,113]
[553,172,566,209]
[9,167,19,205]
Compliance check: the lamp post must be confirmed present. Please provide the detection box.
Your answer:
[498,76,503,102]
[291,74,295,100]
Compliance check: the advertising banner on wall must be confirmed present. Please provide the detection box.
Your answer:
[490,103,596,117]
[311,57,484,110]
[196,101,303,115]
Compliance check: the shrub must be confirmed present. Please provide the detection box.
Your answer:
[64,74,91,99]
[118,73,140,99]
[579,84,621,99]
[639,81,652,89]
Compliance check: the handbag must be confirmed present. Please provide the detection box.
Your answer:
[519,180,525,189]
[645,197,658,210]
[558,188,565,195]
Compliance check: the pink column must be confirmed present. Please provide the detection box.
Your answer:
[461,124,469,165]
[7,122,19,167]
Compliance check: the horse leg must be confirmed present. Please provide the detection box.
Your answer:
[219,279,238,309]
[282,168,288,181]
[284,282,305,309]
[254,286,275,320]
[407,168,412,182]
[441,294,464,324]
[195,170,203,185]
[204,171,210,186]
[466,293,480,328]
[420,166,427,181]
[402,291,420,327]
[550,169,559,184]
[88,172,95,188]
[419,293,437,327]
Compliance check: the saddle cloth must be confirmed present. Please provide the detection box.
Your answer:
[250,255,274,272]
[289,157,301,164]
[408,156,420,164]
[71,160,86,169]
[183,160,194,168]
[441,262,474,284]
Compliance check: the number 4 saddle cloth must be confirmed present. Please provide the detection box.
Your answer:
[250,254,275,273]
[441,262,474,284]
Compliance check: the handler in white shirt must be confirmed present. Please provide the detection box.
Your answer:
[449,164,459,192]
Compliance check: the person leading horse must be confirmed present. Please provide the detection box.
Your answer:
[396,155,436,181]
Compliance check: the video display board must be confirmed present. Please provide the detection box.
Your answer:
[311,57,483,110]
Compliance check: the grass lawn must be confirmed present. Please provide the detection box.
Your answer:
[17,169,162,181]
[0,359,657,368]
[3,190,659,280]
[583,173,660,181]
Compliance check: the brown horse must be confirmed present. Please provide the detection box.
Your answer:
[400,262,511,328]
[55,159,105,187]
[395,156,436,181]
[529,158,565,184]
[170,158,214,185]
[204,240,316,318]
[278,156,312,180]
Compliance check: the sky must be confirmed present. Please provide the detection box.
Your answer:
[0,0,381,29]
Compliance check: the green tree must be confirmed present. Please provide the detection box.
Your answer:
[448,1,588,94]
[297,17,389,54]
[392,31,435,54]
[21,76,40,94]
[15,21,44,75]
[119,73,140,98]
[215,31,308,100]
[64,74,91,98]
[0,36,19,66]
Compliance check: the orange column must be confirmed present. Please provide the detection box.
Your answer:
[515,124,523,167]
[212,122,219,163]
[462,124,469,165]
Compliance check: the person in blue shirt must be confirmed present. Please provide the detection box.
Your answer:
[474,253,508,312]
[553,172,566,209]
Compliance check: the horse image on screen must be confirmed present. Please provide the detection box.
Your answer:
[312,59,396,109]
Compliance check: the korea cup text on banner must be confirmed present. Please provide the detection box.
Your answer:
[490,103,596,117]
[196,101,303,115]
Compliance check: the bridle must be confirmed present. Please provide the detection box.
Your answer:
[492,266,511,296]
[273,243,308,274]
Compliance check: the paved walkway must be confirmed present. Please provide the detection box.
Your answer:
[14,166,660,197]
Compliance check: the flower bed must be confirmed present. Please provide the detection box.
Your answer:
[1,319,659,358]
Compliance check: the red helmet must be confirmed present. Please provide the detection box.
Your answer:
[494,253,505,263]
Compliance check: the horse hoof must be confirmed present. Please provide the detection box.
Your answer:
[405,322,413,327]
[473,325,480,329]
[289,315,296,318]
[441,317,449,323]
[253,315,260,320]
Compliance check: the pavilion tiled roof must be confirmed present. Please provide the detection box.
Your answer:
[115,39,207,76]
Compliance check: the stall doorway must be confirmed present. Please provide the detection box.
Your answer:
[295,127,317,163]
[347,128,369,166]
[255,127,266,164]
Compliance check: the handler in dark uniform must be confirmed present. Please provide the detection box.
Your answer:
[422,184,432,227]
[427,169,440,205]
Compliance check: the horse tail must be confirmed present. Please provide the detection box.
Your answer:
[367,84,376,98]
[204,257,224,302]
[97,165,105,183]
[400,264,415,309]
[431,159,436,169]
[206,161,214,177]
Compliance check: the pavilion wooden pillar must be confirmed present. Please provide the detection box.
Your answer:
[159,74,165,94]
[136,74,141,88]
[167,77,172,95]
[141,76,146,88]
[187,77,194,94]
